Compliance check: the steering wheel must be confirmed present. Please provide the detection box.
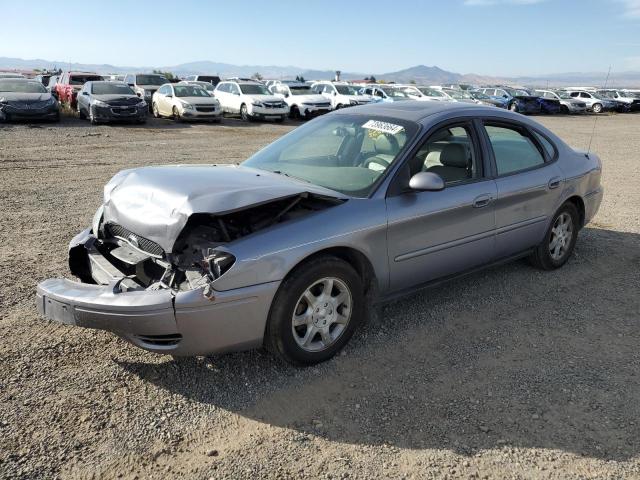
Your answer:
[363,156,391,171]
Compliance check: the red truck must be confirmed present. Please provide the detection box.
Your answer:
[55,71,104,108]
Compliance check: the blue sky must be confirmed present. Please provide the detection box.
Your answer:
[2,0,639,76]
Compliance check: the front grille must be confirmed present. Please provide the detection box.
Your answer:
[263,102,285,109]
[104,223,164,257]
[134,334,182,347]
[314,102,331,107]
[110,106,136,114]
[195,105,216,112]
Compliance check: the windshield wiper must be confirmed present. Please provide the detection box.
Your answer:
[271,170,311,184]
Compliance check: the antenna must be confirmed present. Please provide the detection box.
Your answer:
[587,65,611,155]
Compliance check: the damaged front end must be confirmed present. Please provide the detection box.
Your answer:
[37,192,344,354]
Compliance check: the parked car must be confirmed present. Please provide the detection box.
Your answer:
[76,81,147,124]
[36,102,603,365]
[477,87,542,114]
[441,88,487,104]
[0,72,25,78]
[178,80,216,95]
[0,78,60,122]
[152,83,222,122]
[523,89,561,114]
[269,82,332,119]
[469,90,509,108]
[359,85,412,102]
[105,74,125,82]
[214,80,288,122]
[183,75,220,86]
[124,73,168,110]
[564,90,618,113]
[310,82,374,109]
[534,90,587,114]
[401,85,452,102]
[596,89,640,112]
[55,71,104,108]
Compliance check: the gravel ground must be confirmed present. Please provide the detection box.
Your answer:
[0,112,639,480]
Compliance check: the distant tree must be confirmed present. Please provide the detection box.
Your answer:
[364,76,370,81]
[296,75,305,82]
[252,72,263,81]
[153,69,177,81]
[369,75,376,83]
[409,79,416,84]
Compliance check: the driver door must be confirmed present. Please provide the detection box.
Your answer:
[386,121,497,292]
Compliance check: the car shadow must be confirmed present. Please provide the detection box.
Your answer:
[117,226,640,461]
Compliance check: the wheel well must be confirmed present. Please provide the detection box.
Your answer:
[565,195,585,228]
[291,247,378,295]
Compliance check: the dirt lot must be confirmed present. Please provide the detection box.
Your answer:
[0,112,639,480]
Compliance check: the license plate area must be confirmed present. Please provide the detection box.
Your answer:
[43,297,76,325]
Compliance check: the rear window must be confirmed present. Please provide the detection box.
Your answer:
[69,75,103,85]
[484,124,545,175]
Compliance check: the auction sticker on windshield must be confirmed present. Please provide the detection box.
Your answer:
[362,120,404,135]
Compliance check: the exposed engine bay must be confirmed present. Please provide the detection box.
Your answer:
[70,193,344,294]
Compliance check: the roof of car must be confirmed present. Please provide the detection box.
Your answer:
[334,101,499,122]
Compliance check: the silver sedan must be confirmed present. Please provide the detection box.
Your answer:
[36,102,603,365]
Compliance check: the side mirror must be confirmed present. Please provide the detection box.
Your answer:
[127,83,134,87]
[502,94,508,99]
[82,91,89,96]
[166,93,173,98]
[333,91,337,96]
[409,172,445,192]
[284,93,289,98]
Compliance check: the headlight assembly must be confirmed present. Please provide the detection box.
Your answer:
[93,99,109,108]
[202,250,236,280]
[251,101,263,107]
[180,101,194,110]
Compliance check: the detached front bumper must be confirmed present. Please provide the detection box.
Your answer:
[36,230,281,356]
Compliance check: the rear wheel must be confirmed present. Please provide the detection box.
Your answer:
[265,256,364,365]
[529,202,579,270]
[592,103,603,114]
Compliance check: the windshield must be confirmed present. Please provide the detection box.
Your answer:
[196,76,219,84]
[0,80,47,93]
[91,83,135,95]
[597,91,616,98]
[445,90,472,99]
[381,88,409,98]
[242,114,418,197]
[239,84,270,95]
[69,75,103,85]
[135,75,167,86]
[418,87,445,97]
[504,88,530,97]
[471,91,490,100]
[290,86,312,95]
[335,85,361,95]
[556,92,572,99]
[174,85,210,97]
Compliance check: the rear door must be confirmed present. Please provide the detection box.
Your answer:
[480,121,564,258]
[386,120,497,292]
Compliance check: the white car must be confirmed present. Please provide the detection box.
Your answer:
[358,85,412,103]
[269,82,332,119]
[597,89,640,111]
[310,82,374,109]
[214,80,288,122]
[399,85,451,102]
[151,83,222,122]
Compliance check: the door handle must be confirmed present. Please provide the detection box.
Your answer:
[548,176,562,189]
[472,194,493,208]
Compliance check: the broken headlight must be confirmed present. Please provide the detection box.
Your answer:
[202,250,236,280]
[92,205,104,237]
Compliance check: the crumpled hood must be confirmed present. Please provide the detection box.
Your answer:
[102,164,345,253]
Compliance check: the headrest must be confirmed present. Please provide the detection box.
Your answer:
[440,143,468,168]
[374,135,397,155]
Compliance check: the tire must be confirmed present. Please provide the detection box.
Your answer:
[152,103,160,118]
[592,103,603,114]
[509,102,518,112]
[265,256,364,365]
[560,105,569,114]
[172,106,182,122]
[529,202,579,270]
[51,111,60,123]
[289,105,300,119]
[78,104,86,120]
[89,108,98,125]
[240,103,250,122]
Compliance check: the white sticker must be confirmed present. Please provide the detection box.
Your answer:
[362,119,404,135]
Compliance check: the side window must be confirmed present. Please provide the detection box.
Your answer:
[532,131,556,160]
[324,85,334,94]
[410,124,480,185]
[484,124,545,176]
[158,85,167,95]
[217,83,227,93]
[570,92,579,98]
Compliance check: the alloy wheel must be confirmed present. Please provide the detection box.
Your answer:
[291,277,352,352]
[549,212,573,261]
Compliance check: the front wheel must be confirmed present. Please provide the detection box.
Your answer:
[592,103,603,114]
[240,104,250,122]
[78,103,86,120]
[172,106,182,122]
[509,102,518,112]
[529,202,579,270]
[152,103,160,118]
[265,256,364,365]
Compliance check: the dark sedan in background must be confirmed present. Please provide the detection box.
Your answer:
[77,81,147,124]
[476,87,542,114]
[0,78,60,122]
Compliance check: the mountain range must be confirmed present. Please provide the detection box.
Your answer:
[2,57,639,87]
